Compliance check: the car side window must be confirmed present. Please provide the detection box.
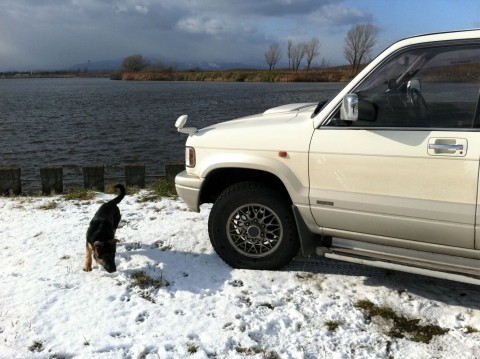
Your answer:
[326,43,480,129]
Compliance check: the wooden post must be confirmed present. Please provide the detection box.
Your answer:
[125,163,145,188]
[0,167,21,195]
[40,166,63,195]
[164,162,185,180]
[83,166,104,191]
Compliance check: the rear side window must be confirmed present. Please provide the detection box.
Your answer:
[326,42,480,129]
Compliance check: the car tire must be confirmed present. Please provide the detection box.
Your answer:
[208,181,299,270]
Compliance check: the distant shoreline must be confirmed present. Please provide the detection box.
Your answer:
[117,68,354,82]
[1,68,355,82]
[0,72,110,80]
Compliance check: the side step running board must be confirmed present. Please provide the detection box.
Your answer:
[324,252,480,286]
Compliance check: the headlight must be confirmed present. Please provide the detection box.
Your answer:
[185,146,196,167]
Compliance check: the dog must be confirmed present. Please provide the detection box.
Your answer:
[84,184,125,273]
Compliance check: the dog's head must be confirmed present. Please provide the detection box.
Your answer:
[93,240,118,273]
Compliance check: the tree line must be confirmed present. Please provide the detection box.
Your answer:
[121,23,380,76]
[265,23,379,74]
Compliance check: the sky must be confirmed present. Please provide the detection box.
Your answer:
[0,0,479,71]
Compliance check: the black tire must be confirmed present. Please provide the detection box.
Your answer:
[208,181,299,270]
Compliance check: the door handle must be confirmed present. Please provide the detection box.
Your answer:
[428,138,467,157]
[428,143,464,151]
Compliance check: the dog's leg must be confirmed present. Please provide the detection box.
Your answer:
[84,244,93,272]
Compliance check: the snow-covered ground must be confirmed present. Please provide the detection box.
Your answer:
[0,190,479,359]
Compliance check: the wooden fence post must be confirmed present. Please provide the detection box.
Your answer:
[83,166,104,191]
[125,163,145,188]
[164,162,185,180]
[40,166,63,195]
[0,167,21,195]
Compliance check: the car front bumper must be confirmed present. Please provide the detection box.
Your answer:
[175,170,203,212]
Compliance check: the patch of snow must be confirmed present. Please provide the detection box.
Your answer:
[0,191,479,358]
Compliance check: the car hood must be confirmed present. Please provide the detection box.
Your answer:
[187,102,317,151]
[199,102,317,132]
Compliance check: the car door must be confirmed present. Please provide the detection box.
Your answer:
[309,42,480,249]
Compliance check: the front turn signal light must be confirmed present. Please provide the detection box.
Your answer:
[185,147,196,168]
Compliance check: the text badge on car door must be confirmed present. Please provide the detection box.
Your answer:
[428,138,467,157]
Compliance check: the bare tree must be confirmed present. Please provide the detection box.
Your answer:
[121,54,149,72]
[344,24,379,74]
[290,41,306,72]
[287,39,293,71]
[319,57,330,68]
[264,43,282,70]
[304,37,321,71]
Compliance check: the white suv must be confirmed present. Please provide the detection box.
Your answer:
[175,29,480,285]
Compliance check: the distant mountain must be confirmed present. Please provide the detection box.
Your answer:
[69,59,262,72]
[69,60,122,71]
[174,61,260,70]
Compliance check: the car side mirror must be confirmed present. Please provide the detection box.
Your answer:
[340,94,359,122]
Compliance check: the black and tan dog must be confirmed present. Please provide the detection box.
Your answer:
[84,184,125,273]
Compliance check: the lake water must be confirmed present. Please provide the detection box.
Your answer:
[0,78,344,192]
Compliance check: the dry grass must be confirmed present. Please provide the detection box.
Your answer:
[38,200,58,210]
[121,67,356,83]
[63,188,96,201]
[137,177,177,202]
[131,270,170,289]
[355,299,449,344]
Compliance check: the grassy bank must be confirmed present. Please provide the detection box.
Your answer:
[117,68,355,82]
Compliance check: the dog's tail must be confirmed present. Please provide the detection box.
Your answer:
[112,184,126,204]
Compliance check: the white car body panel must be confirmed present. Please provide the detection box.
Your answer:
[175,29,480,283]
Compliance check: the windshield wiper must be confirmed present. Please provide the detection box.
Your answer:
[311,100,328,118]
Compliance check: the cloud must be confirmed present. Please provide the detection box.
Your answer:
[114,1,150,15]
[0,0,374,70]
[307,3,373,29]
[176,16,228,36]
[188,0,336,17]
